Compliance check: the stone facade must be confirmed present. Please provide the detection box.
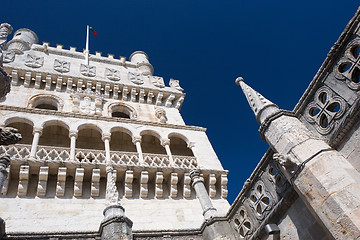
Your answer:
[1,6,360,240]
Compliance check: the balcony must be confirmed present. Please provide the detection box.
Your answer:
[0,144,198,169]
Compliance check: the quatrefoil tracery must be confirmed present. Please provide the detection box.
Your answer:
[249,182,271,219]
[335,39,360,90]
[305,86,346,135]
[233,208,253,239]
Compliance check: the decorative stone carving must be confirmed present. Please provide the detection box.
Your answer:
[37,166,48,197]
[131,88,138,102]
[18,165,29,196]
[140,171,149,198]
[24,54,43,68]
[128,72,143,85]
[56,167,66,197]
[155,107,167,123]
[105,68,121,81]
[0,23,12,65]
[147,90,154,104]
[304,86,347,135]
[91,169,101,197]
[248,181,272,220]
[71,90,103,116]
[0,155,10,193]
[74,168,84,197]
[2,51,15,63]
[124,170,133,198]
[208,173,216,198]
[151,76,165,88]
[165,94,175,107]
[169,78,184,92]
[156,92,163,106]
[80,64,96,77]
[232,207,254,239]
[105,166,119,206]
[273,153,299,173]
[183,172,191,198]
[221,174,228,199]
[155,171,164,198]
[170,173,178,198]
[122,86,129,101]
[334,38,360,90]
[54,59,70,73]
[0,127,22,145]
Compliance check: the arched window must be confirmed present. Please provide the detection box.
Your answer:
[108,103,137,119]
[169,136,194,156]
[140,131,166,154]
[28,94,63,111]
[6,121,33,144]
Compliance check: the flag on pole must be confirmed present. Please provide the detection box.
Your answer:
[89,27,97,36]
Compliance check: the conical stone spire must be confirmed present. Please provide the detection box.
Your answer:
[235,77,279,124]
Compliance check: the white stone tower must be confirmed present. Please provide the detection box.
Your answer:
[0,26,230,237]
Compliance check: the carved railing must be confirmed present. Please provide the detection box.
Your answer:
[0,144,198,169]
[227,150,294,240]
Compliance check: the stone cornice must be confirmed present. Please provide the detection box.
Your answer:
[0,105,207,132]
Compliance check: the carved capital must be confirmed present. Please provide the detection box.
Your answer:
[102,133,111,142]
[189,169,203,186]
[69,130,78,139]
[132,136,141,144]
[161,139,170,147]
[32,127,43,136]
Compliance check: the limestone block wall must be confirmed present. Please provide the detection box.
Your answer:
[273,198,333,240]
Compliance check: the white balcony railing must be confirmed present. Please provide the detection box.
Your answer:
[0,144,198,168]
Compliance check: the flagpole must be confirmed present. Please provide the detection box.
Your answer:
[85,25,89,65]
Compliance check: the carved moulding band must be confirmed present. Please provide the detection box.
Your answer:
[304,85,347,135]
[334,38,360,90]
[27,93,64,111]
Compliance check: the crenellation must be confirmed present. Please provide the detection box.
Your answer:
[17,165,29,196]
[37,166,48,197]
[56,44,63,49]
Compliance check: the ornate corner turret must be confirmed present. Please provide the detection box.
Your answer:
[235,77,279,124]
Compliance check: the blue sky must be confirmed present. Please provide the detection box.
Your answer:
[2,1,359,203]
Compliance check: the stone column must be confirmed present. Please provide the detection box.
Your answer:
[69,130,78,161]
[29,127,42,160]
[190,169,217,220]
[132,136,144,165]
[102,133,111,162]
[0,155,10,193]
[161,139,174,166]
[100,133,133,240]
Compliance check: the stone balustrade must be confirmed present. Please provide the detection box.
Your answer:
[226,150,295,240]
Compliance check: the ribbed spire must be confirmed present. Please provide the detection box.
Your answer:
[235,77,279,124]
